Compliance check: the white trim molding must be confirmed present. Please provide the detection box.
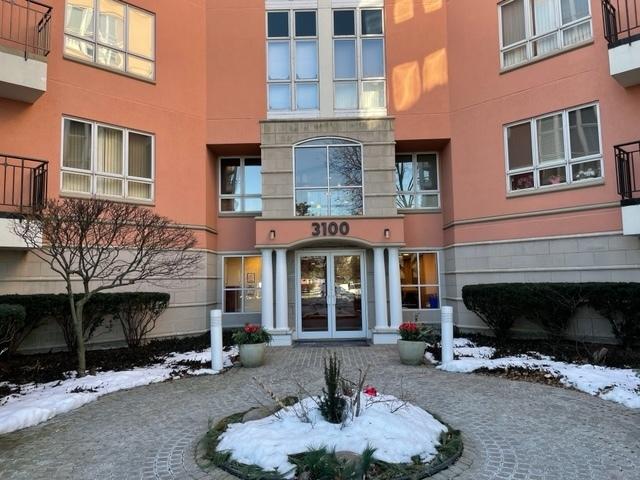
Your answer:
[266,0,318,9]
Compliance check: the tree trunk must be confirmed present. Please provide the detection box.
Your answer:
[68,292,87,377]
[75,303,86,377]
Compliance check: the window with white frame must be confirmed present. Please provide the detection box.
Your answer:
[333,8,385,110]
[63,0,155,80]
[294,138,363,216]
[499,0,592,69]
[223,256,262,313]
[395,153,440,209]
[219,157,262,213]
[61,117,154,201]
[399,252,440,310]
[505,104,602,192]
[267,10,319,112]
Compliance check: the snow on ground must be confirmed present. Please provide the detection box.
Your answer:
[433,339,640,409]
[0,347,237,435]
[216,394,447,478]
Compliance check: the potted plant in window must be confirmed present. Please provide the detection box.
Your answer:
[397,321,432,365]
[232,324,272,368]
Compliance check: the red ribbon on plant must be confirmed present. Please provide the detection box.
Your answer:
[363,385,378,396]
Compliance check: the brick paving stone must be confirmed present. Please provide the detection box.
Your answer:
[0,345,638,480]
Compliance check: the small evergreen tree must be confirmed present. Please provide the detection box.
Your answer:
[318,353,346,424]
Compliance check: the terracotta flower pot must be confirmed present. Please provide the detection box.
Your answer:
[397,339,426,365]
[239,343,267,368]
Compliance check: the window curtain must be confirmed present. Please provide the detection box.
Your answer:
[62,120,92,193]
[561,0,589,24]
[501,0,528,66]
[96,126,123,196]
[63,120,91,170]
[537,114,564,163]
[97,126,123,174]
[128,133,152,178]
[533,0,558,55]
[563,21,591,46]
[502,0,526,46]
[127,132,152,199]
[569,107,600,158]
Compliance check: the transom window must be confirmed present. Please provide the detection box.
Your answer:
[267,10,319,112]
[61,117,154,201]
[64,0,155,80]
[219,157,262,213]
[399,252,440,310]
[505,104,602,192]
[499,0,592,69]
[395,153,440,209]
[223,256,262,313]
[333,8,385,110]
[294,138,363,217]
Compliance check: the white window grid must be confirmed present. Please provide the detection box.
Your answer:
[498,0,592,69]
[218,156,262,213]
[293,137,365,217]
[504,102,603,193]
[222,255,262,314]
[63,0,155,80]
[266,9,319,112]
[395,152,441,210]
[332,7,386,111]
[60,116,155,202]
[399,251,441,311]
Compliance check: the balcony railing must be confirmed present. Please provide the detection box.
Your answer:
[603,0,640,47]
[615,141,640,205]
[0,0,52,57]
[0,154,48,214]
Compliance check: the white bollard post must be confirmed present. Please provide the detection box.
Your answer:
[441,306,454,365]
[210,309,223,371]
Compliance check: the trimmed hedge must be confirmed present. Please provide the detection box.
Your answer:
[462,284,523,343]
[462,283,640,347]
[0,292,170,353]
[109,292,170,348]
[0,294,66,354]
[0,304,26,355]
[583,283,640,349]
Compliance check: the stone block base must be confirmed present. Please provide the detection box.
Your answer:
[268,329,293,347]
[371,328,400,345]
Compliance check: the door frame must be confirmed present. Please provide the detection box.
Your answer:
[295,249,368,340]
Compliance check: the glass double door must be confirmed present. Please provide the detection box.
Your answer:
[297,251,366,339]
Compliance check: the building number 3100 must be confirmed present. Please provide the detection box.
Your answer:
[311,221,350,237]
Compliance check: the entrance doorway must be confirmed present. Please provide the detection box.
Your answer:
[296,250,367,340]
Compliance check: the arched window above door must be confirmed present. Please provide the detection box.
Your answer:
[293,137,363,217]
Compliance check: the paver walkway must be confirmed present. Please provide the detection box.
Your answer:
[1,345,639,480]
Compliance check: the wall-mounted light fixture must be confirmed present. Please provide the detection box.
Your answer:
[384,228,390,239]
[269,230,276,240]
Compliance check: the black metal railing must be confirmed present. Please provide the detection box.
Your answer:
[0,0,52,57]
[615,141,640,204]
[0,154,48,214]
[602,0,640,47]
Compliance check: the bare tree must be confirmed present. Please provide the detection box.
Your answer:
[13,198,201,376]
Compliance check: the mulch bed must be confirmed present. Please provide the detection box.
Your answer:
[473,366,565,387]
[0,331,235,390]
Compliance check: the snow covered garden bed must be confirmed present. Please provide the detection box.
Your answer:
[199,354,463,480]
[429,339,640,409]
[0,347,237,435]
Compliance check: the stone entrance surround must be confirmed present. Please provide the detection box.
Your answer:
[0,346,638,479]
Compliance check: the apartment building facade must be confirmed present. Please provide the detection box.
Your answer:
[0,0,638,350]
